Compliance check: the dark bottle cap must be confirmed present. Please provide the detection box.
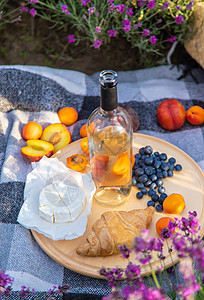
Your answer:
[99,70,118,111]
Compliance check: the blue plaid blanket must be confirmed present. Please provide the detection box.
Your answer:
[0,64,203,299]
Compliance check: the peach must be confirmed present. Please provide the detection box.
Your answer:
[22,122,43,140]
[58,107,78,126]
[156,99,186,131]
[186,105,204,125]
[41,123,72,154]
[21,140,54,162]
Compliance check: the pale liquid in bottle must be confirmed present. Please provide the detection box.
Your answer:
[89,126,132,207]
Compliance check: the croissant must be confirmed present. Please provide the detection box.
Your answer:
[76,206,154,257]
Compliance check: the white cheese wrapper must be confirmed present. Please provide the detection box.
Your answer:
[17,156,96,241]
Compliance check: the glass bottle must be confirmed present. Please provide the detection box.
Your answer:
[87,70,133,207]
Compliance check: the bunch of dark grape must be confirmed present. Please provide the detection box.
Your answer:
[132,145,182,212]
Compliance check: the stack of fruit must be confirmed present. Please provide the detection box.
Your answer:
[21,107,77,162]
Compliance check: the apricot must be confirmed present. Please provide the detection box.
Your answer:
[58,107,78,126]
[41,123,72,154]
[186,105,204,125]
[22,122,43,140]
[156,217,175,236]
[80,137,89,156]
[156,99,186,131]
[163,193,185,214]
[67,154,88,172]
[112,152,131,176]
[21,140,54,162]
[80,124,87,138]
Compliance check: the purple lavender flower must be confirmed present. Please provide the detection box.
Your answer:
[125,262,141,280]
[172,233,188,257]
[108,29,116,37]
[127,286,166,300]
[119,244,131,258]
[142,29,150,36]
[182,283,200,298]
[149,35,157,44]
[81,0,91,6]
[115,4,125,14]
[161,227,171,239]
[20,5,29,13]
[167,36,176,43]
[88,6,95,15]
[133,22,142,29]
[57,284,70,294]
[93,40,102,49]
[29,0,38,3]
[99,267,123,288]
[108,4,115,13]
[108,0,115,4]
[176,5,181,10]
[123,19,131,32]
[186,1,194,11]
[95,26,101,33]
[190,241,204,272]
[19,286,35,298]
[147,0,155,10]
[161,1,169,11]
[138,0,146,7]
[67,35,76,43]
[0,12,1,19]
[0,270,13,296]
[126,8,133,17]
[175,15,184,24]
[157,18,163,23]
[61,5,70,15]
[29,8,37,17]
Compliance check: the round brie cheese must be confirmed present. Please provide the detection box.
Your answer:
[39,178,86,223]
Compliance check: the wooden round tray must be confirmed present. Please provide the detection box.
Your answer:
[32,133,204,279]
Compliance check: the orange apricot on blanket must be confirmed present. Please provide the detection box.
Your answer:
[22,122,43,140]
[80,137,89,156]
[58,107,78,126]
[186,106,204,125]
[156,217,175,237]
[67,154,88,172]
[163,193,185,214]
[80,124,87,138]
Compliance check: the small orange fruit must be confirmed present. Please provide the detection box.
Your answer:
[80,137,89,156]
[112,153,130,176]
[22,122,43,140]
[58,107,78,126]
[156,217,175,236]
[67,154,88,172]
[163,193,185,214]
[80,124,87,138]
[186,105,204,125]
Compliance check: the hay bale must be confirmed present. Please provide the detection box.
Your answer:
[185,3,204,68]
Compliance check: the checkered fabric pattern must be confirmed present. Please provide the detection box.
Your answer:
[0,65,204,299]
